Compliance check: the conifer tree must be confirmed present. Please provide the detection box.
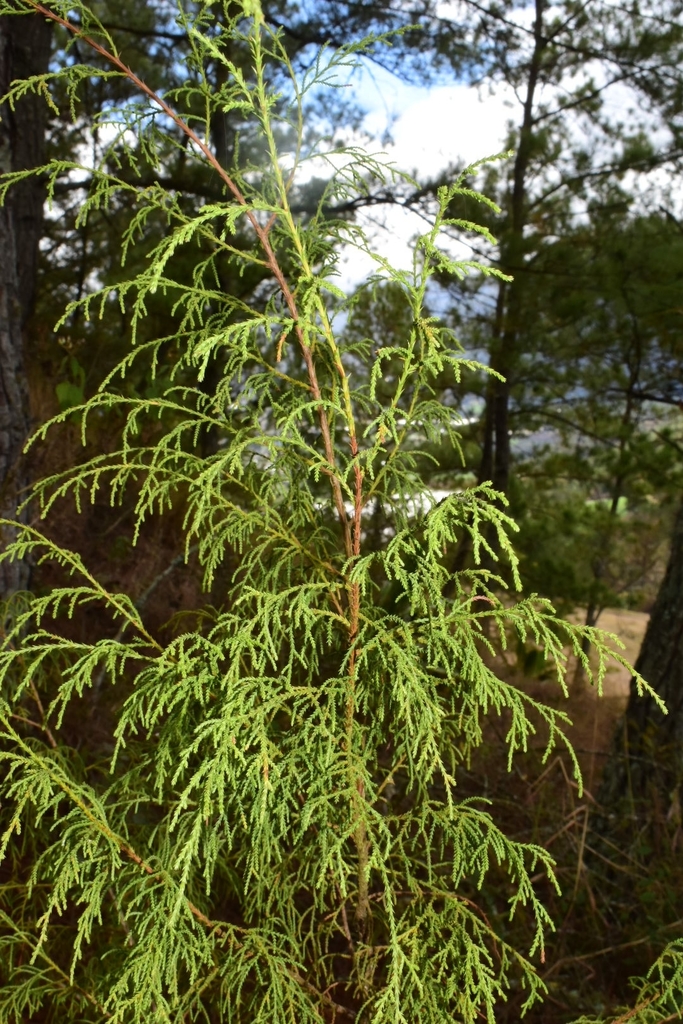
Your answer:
[289,0,683,499]
[507,210,683,621]
[0,10,51,596]
[0,2,677,1021]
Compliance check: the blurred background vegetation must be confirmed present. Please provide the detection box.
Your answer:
[1,0,683,1018]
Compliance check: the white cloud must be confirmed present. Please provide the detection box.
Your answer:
[335,72,515,290]
[376,83,513,176]
[333,51,681,293]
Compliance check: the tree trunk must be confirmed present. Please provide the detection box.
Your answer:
[0,15,51,597]
[476,0,544,499]
[600,499,683,808]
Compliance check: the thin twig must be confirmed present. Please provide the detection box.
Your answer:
[29,678,57,749]
[334,882,355,955]
[24,0,353,555]
[91,545,197,699]
[108,886,134,946]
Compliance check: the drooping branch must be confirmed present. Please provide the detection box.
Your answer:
[22,0,354,557]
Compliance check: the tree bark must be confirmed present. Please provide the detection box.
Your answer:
[0,14,51,597]
[600,499,683,807]
[477,0,544,498]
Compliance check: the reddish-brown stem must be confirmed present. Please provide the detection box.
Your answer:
[119,838,226,936]
[25,0,352,555]
[27,0,370,932]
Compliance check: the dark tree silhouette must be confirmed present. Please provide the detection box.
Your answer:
[0,13,51,596]
[601,499,683,808]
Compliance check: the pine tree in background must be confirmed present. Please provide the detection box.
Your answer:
[0,10,51,596]
[0,2,679,1022]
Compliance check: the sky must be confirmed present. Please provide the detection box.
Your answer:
[359,71,513,180]
[330,50,678,292]
[334,66,515,289]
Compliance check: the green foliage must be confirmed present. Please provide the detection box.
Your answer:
[571,940,683,1023]
[0,2,674,1021]
[508,211,683,617]
[55,355,86,410]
